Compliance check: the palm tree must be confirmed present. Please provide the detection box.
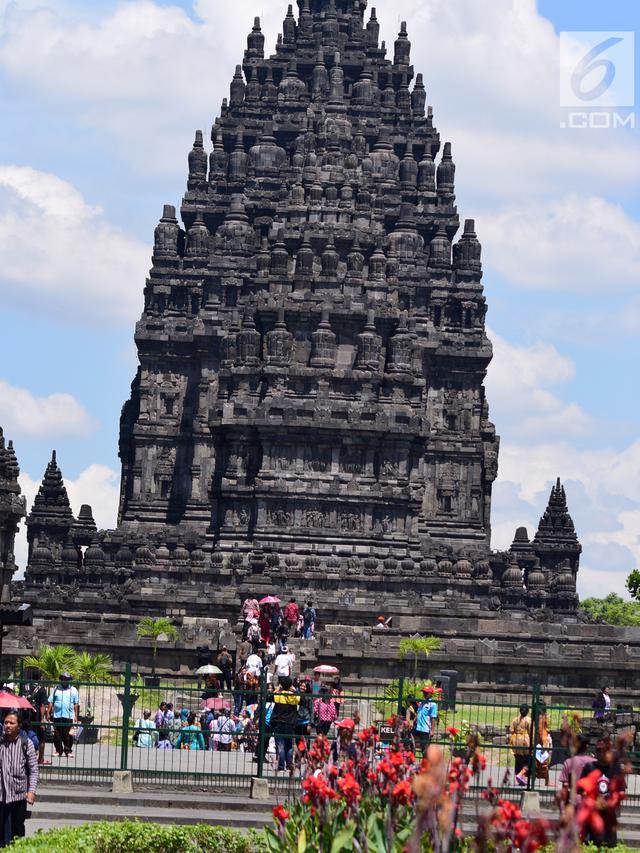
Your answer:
[23,644,76,683]
[72,652,114,713]
[136,617,179,675]
[398,636,442,679]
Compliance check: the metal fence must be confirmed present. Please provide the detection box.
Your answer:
[9,670,640,808]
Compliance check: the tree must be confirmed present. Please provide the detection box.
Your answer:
[580,594,640,627]
[72,652,114,713]
[398,636,442,679]
[136,617,179,674]
[626,570,640,602]
[22,644,76,682]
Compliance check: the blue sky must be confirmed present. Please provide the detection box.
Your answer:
[0,0,638,597]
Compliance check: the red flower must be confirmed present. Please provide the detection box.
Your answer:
[302,773,339,806]
[337,771,361,806]
[273,805,289,823]
[446,726,460,738]
[297,738,306,753]
[391,778,414,806]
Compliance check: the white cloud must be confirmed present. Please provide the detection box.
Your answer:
[479,196,640,293]
[0,165,148,323]
[0,378,95,437]
[13,463,120,574]
[485,330,593,439]
[1,0,638,200]
[491,440,640,598]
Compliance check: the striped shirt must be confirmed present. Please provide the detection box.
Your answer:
[0,735,39,803]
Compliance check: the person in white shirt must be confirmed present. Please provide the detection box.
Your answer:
[274,646,295,682]
[246,651,264,677]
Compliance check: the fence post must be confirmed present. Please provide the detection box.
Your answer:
[527,681,540,791]
[396,676,405,720]
[119,662,132,771]
[256,667,267,779]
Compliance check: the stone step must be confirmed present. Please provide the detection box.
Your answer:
[27,804,273,829]
[37,785,276,813]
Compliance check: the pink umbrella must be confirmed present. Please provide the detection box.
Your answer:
[0,691,35,711]
[313,665,339,675]
[259,595,281,605]
[201,697,232,711]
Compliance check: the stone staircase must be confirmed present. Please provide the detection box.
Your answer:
[26,784,276,838]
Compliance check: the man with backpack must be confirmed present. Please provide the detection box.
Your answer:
[302,601,317,640]
[47,672,79,758]
[0,711,39,844]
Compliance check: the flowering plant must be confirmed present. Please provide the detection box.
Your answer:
[264,712,629,853]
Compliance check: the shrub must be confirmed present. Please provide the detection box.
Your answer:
[8,821,268,852]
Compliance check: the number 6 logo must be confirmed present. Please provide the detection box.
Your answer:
[571,36,623,102]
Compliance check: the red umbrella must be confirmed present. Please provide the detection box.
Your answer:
[0,691,35,711]
[201,697,232,712]
[313,665,339,675]
[259,595,281,605]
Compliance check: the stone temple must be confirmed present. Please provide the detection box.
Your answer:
[6,0,634,689]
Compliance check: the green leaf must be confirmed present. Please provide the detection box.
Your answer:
[366,813,387,853]
[298,827,307,853]
[330,825,355,853]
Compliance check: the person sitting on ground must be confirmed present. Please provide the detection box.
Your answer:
[175,712,206,751]
[134,710,157,749]
[157,729,172,749]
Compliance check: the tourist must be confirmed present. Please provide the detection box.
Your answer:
[238,637,252,669]
[332,718,357,763]
[154,702,167,732]
[259,606,272,644]
[246,649,264,679]
[592,686,611,720]
[509,703,532,777]
[374,615,390,629]
[314,688,337,736]
[302,601,317,639]
[413,686,438,754]
[210,712,234,752]
[0,711,38,845]
[271,603,283,637]
[274,645,295,683]
[283,598,299,636]
[175,713,205,750]
[216,646,233,691]
[133,710,157,748]
[47,672,79,758]
[246,618,261,647]
[242,597,260,639]
[270,676,300,772]
[266,637,276,663]
[157,730,172,749]
[311,671,322,696]
[331,676,344,710]
[535,705,553,787]
[296,679,313,740]
[558,734,595,790]
[29,681,50,766]
[164,703,175,726]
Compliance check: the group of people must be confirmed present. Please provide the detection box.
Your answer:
[241,597,317,646]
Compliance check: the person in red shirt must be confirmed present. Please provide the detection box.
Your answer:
[283,598,300,635]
